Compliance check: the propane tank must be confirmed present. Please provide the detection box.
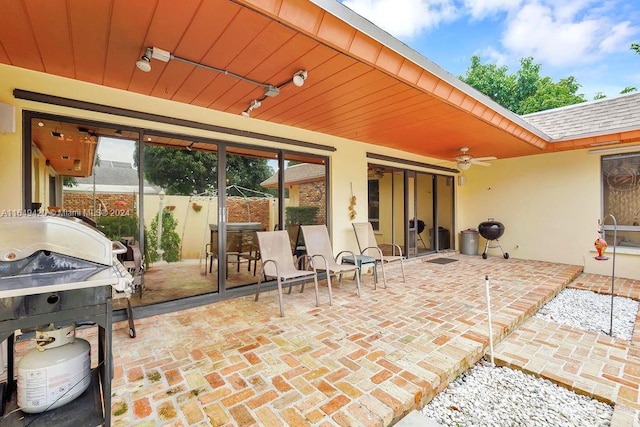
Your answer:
[17,323,91,414]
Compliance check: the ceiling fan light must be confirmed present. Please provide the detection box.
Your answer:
[458,161,471,171]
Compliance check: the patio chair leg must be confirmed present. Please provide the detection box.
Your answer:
[354,268,361,297]
[399,258,406,282]
[380,261,388,289]
[255,267,264,301]
[312,275,320,307]
[326,273,333,306]
[276,277,285,317]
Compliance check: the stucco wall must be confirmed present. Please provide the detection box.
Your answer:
[1,64,637,279]
[457,149,639,279]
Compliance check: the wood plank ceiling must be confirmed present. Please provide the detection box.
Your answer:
[0,0,561,177]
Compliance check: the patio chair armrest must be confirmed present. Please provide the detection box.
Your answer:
[391,243,404,257]
[361,246,383,259]
[299,254,317,272]
[310,253,329,270]
[261,259,280,278]
[335,250,359,263]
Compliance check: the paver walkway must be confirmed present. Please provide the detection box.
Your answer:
[106,255,585,426]
[494,273,640,427]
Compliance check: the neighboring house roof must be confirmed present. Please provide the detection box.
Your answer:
[522,92,640,142]
[67,160,159,193]
[261,164,325,188]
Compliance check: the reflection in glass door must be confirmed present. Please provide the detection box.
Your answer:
[434,175,454,251]
[369,163,454,258]
[410,172,434,256]
[137,136,219,305]
[222,147,278,290]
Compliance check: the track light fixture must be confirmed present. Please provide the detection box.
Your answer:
[135,46,308,117]
[241,100,262,118]
[292,70,307,87]
[135,47,153,72]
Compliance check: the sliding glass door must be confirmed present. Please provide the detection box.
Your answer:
[369,163,454,258]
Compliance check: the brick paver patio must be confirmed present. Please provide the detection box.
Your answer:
[105,253,640,427]
[13,254,639,426]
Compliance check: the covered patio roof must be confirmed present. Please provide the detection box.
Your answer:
[1,0,638,173]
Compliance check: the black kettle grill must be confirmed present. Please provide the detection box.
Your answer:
[478,220,509,259]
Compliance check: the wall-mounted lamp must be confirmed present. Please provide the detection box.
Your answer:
[186,142,194,152]
[73,159,81,171]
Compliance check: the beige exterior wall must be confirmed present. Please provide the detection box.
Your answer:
[457,149,639,279]
[1,64,638,279]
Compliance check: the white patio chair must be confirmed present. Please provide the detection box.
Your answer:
[352,222,406,288]
[301,225,361,305]
[255,230,320,317]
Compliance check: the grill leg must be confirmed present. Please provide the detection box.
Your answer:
[482,240,490,259]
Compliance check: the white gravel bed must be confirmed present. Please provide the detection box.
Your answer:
[535,288,639,340]
[421,360,613,427]
[417,287,635,426]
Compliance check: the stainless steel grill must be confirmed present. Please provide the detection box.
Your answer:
[0,215,133,297]
[0,215,134,426]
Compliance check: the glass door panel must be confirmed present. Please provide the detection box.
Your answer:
[434,175,454,251]
[139,135,219,303]
[414,172,434,254]
[223,147,278,290]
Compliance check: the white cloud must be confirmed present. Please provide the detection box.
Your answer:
[463,0,521,20]
[500,0,639,67]
[599,21,637,53]
[342,0,459,39]
[477,46,510,67]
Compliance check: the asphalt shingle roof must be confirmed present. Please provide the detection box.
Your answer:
[69,161,159,193]
[261,163,325,188]
[522,92,640,141]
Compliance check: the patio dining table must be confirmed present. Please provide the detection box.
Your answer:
[208,222,264,276]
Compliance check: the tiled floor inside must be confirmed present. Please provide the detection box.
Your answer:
[9,254,640,426]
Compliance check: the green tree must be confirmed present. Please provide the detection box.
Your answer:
[632,43,640,54]
[460,56,586,114]
[135,145,274,195]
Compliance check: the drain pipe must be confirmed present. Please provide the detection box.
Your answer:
[485,275,495,366]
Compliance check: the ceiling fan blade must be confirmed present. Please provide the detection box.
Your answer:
[471,160,492,166]
[474,156,497,161]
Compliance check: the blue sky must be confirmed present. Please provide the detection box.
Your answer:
[340,0,640,99]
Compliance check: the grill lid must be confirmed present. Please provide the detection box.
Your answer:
[0,216,113,266]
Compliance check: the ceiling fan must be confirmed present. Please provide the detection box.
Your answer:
[455,147,496,170]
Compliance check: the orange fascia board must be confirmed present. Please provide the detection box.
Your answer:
[237,0,549,151]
